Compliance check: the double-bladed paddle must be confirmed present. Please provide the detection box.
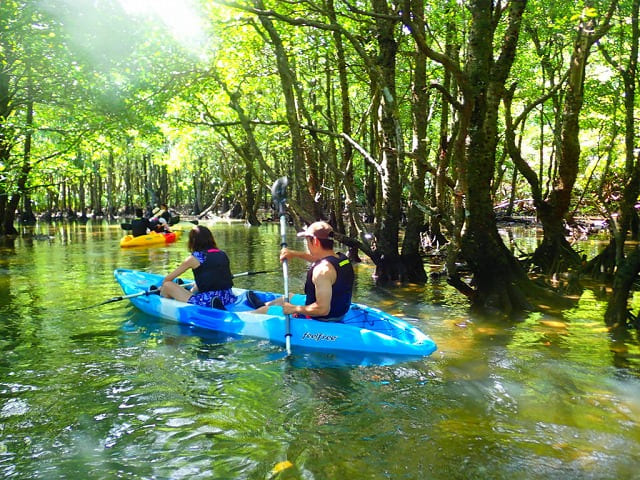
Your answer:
[271,176,292,355]
[121,219,198,231]
[74,270,275,311]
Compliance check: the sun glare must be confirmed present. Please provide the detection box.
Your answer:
[117,0,206,51]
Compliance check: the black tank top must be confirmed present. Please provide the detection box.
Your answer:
[131,217,151,237]
[304,253,354,319]
[193,249,234,292]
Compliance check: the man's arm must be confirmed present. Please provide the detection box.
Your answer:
[280,247,313,263]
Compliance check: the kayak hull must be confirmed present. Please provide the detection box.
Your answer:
[114,268,437,358]
[119,230,182,248]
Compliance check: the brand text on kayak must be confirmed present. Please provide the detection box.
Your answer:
[302,332,338,342]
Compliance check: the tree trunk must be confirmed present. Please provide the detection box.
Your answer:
[369,0,404,285]
[458,0,536,313]
[532,202,582,272]
[197,180,229,218]
[92,159,103,217]
[106,151,115,219]
[400,0,429,284]
[209,67,275,224]
[327,0,363,262]
[253,0,318,218]
[0,43,17,235]
[605,246,640,328]
[6,97,35,234]
[243,167,260,225]
[603,0,639,325]
[531,0,615,274]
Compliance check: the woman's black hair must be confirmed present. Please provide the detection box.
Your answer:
[188,225,217,252]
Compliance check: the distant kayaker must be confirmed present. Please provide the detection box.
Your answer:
[160,225,237,308]
[248,221,354,322]
[154,217,171,234]
[131,208,153,237]
[151,203,171,224]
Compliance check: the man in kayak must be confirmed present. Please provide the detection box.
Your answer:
[248,221,354,322]
[131,208,153,237]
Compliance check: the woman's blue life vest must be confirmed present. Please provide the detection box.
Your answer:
[304,253,354,320]
[192,249,234,292]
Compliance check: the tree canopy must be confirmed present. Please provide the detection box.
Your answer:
[2,0,639,324]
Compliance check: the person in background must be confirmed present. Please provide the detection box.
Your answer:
[154,217,171,233]
[151,203,171,223]
[248,221,354,322]
[131,208,152,237]
[160,225,236,309]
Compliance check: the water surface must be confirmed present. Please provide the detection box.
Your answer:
[1,221,638,479]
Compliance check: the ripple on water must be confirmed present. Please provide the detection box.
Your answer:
[1,399,29,418]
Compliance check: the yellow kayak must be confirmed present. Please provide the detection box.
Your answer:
[119,230,182,248]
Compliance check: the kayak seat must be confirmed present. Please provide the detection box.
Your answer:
[246,290,265,309]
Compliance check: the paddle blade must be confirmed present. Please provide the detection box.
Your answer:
[271,176,288,205]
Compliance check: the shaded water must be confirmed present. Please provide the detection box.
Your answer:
[1,221,639,479]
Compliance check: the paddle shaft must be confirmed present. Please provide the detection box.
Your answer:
[233,270,275,277]
[73,285,170,310]
[103,288,166,304]
[280,212,291,354]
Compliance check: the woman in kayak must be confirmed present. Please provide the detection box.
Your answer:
[160,225,236,308]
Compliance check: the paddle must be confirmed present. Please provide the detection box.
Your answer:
[121,219,198,231]
[73,270,275,311]
[71,284,166,310]
[167,216,199,226]
[233,269,276,277]
[271,176,292,355]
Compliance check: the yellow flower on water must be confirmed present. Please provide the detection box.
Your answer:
[272,461,293,474]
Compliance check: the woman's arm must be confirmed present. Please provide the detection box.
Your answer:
[163,255,199,284]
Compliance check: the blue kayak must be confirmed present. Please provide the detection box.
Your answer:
[114,268,437,359]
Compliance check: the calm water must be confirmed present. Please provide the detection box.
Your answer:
[1,221,639,479]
